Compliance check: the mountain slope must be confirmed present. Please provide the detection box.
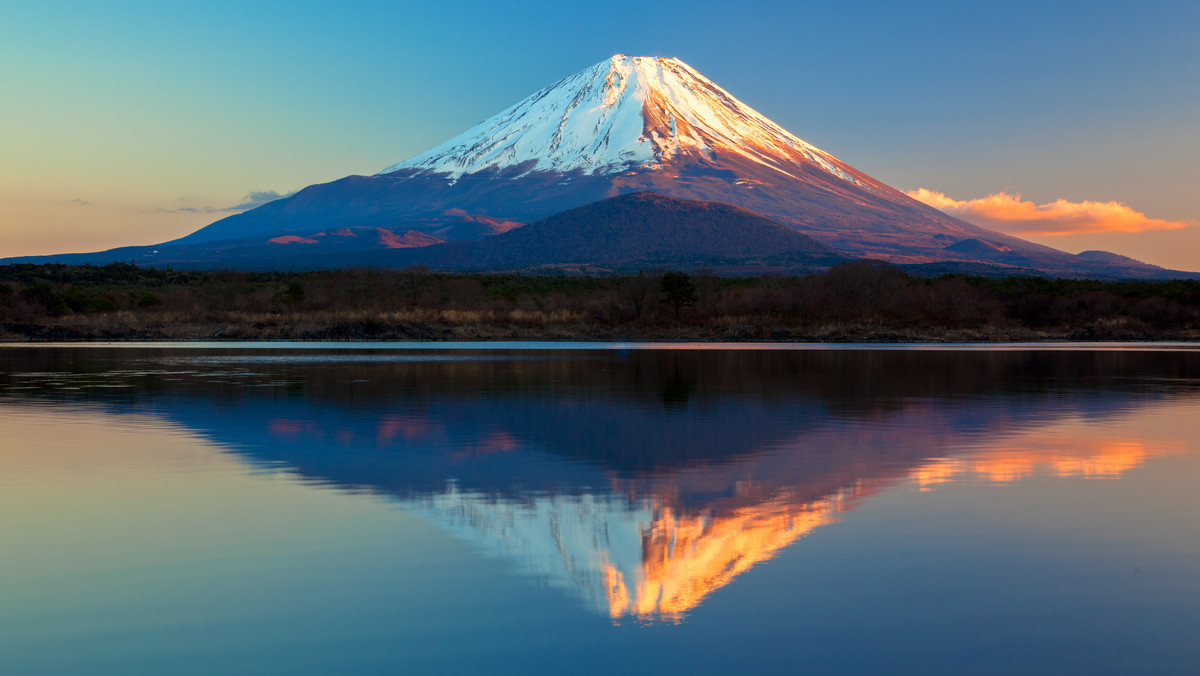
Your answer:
[433,191,838,269]
[255,192,841,273]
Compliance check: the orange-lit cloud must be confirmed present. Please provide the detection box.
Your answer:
[908,188,1192,237]
[911,437,1179,491]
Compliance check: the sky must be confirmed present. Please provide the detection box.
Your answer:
[1,0,1197,269]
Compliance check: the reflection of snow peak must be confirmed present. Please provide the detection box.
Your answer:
[407,483,849,622]
[381,55,862,185]
[399,431,1180,622]
[606,494,845,621]
[412,486,654,617]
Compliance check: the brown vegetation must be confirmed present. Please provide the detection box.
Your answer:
[1,262,1199,342]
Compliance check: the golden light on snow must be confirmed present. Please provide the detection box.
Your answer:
[603,495,843,621]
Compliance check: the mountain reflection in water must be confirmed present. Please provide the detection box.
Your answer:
[1,346,1195,622]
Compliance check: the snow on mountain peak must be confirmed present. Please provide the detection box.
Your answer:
[379,55,863,185]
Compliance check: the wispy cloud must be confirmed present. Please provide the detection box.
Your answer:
[66,198,95,207]
[156,189,295,214]
[228,190,292,211]
[908,189,1192,237]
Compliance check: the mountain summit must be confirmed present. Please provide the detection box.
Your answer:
[8,55,1186,278]
[381,55,867,187]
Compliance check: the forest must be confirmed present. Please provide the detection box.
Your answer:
[2,261,1199,341]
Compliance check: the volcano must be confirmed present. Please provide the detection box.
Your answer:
[8,55,1184,277]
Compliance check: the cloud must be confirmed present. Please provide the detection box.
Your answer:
[66,198,94,206]
[907,189,1192,237]
[229,190,292,211]
[155,189,295,215]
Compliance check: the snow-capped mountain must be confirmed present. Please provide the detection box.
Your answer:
[381,55,865,187]
[155,54,1127,271]
[7,54,1185,277]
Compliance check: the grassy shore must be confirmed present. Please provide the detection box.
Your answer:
[2,262,1199,342]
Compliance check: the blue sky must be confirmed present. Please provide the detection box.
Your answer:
[1,0,1197,265]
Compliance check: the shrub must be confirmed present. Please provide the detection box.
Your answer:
[661,271,697,317]
[65,286,119,313]
[22,282,68,315]
[131,290,164,308]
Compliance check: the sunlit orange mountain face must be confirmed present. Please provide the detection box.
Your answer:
[6,56,1184,278]
[1,348,1193,621]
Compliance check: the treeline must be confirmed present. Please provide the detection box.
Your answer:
[1,262,1199,341]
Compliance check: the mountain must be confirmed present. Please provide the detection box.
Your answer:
[5,54,1190,278]
[178,54,1023,260]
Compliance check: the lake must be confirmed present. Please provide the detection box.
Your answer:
[2,343,1198,674]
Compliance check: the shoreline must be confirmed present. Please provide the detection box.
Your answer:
[5,341,1200,352]
[3,327,1199,346]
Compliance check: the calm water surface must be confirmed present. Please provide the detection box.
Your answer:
[1,344,1198,674]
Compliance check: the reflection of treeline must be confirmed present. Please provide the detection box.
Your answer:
[8,345,1196,406]
[1,261,1199,340]
[4,348,1195,487]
